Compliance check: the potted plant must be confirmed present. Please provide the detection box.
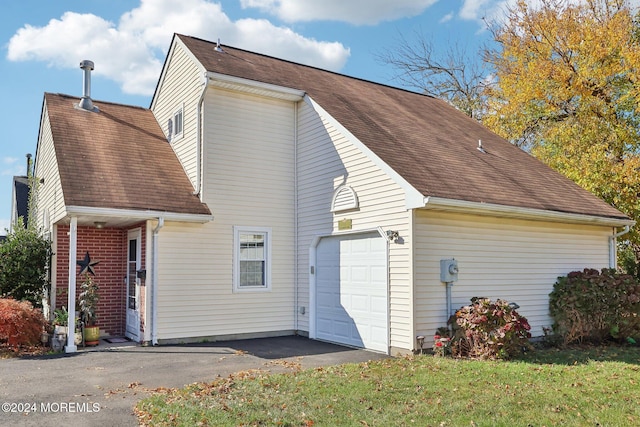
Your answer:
[51,307,68,351]
[78,273,100,346]
[52,307,69,335]
[51,306,82,350]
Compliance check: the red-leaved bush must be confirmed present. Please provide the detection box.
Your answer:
[450,297,532,359]
[0,298,48,348]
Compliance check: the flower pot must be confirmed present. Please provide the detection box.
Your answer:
[83,325,100,346]
[41,332,50,345]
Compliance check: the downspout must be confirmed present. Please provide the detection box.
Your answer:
[193,72,209,197]
[609,225,631,268]
[294,102,299,331]
[151,217,164,345]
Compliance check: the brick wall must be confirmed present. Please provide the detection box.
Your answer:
[55,222,147,337]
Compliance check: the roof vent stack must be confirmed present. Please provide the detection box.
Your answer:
[477,139,487,154]
[215,38,224,52]
[78,60,97,111]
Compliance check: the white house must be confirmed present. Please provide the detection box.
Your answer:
[32,34,633,354]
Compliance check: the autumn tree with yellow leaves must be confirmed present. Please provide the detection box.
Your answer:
[483,0,640,261]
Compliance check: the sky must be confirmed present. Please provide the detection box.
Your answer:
[0,0,517,235]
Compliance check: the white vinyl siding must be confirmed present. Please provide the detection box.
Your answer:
[151,41,202,189]
[413,210,611,345]
[33,105,65,229]
[155,88,296,340]
[296,100,413,352]
[33,104,66,314]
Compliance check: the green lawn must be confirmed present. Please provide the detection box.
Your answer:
[136,346,640,426]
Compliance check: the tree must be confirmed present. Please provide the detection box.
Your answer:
[483,0,640,255]
[0,224,51,308]
[376,29,489,120]
[0,160,51,308]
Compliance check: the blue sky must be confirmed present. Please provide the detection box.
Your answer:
[0,0,511,235]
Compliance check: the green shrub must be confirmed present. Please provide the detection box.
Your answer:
[0,298,48,348]
[0,225,51,308]
[549,268,640,345]
[450,297,532,360]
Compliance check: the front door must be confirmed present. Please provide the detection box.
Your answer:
[125,229,141,340]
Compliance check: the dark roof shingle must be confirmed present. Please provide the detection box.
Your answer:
[178,34,626,221]
[45,93,210,216]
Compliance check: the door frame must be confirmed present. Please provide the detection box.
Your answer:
[125,228,142,341]
[309,227,390,353]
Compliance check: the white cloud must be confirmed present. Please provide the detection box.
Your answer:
[459,0,640,28]
[0,219,10,236]
[1,157,24,177]
[7,0,350,96]
[459,0,495,21]
[439,12,454,23]
[240,0,438,25]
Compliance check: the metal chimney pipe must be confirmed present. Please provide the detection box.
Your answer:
[78,60,95,111]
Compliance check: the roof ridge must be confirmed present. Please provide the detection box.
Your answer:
[176,33,437,100]
[45,92,149,111]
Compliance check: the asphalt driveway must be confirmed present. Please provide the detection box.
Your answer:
[0,336,387,426]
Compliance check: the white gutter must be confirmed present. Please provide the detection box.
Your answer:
[65,206,212,223]
[423,196,634,227]
[151,217,164,345]
[193,72,209,197]
[207,72,305,101]
[609,225,631,268]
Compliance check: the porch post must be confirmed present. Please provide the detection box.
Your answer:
[66,216,78,353]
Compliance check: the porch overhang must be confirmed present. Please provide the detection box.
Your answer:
[63,206,213,228]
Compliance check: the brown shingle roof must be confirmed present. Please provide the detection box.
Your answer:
[45,93,210,216]
[178,34,627,221]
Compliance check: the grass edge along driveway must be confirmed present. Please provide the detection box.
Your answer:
[136,346,640,426]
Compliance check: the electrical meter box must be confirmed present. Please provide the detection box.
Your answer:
[440,259,459,282]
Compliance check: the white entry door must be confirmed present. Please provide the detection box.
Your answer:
[125,229,141,340]
[315,232,388,352]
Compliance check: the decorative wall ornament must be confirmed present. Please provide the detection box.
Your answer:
[77,251,100,276]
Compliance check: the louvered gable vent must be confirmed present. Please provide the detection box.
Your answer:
[331,185,359,212]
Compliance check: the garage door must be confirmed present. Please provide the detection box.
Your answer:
[315,232,388,352]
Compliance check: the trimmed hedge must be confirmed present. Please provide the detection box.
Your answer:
[549,268,640,345]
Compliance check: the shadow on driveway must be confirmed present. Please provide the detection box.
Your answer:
[1,335,387,427]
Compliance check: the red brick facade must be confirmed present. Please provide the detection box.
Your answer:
[55,223,147,338]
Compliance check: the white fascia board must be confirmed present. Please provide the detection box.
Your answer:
[206,72,306,102]
[150,35,208,111]
[65,206,213,223]
[423,196,635,227]
[303,95,425,210]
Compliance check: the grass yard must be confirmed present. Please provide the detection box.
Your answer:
[136,345,640,426]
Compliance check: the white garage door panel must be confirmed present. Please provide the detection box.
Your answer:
[315,232,388,352]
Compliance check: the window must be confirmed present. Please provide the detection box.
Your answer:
[168,105,183,142]
[233,226,271,292]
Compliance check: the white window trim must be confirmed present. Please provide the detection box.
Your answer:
[233,226,272,292]
[169,104,184,142]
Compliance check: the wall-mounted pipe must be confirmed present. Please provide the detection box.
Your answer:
[609,225,631,268]
[151,217,164,345]
[193,72,209,197]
